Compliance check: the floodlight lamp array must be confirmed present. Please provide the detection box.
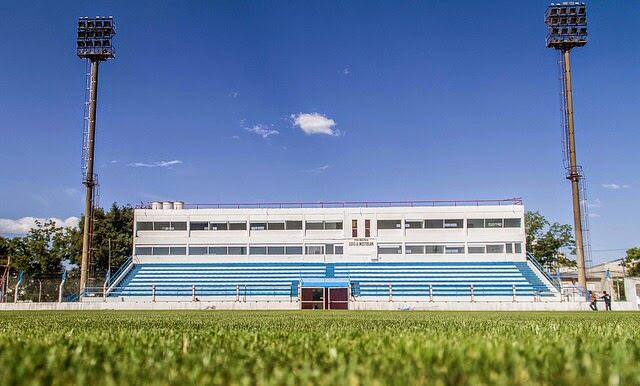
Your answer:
[77,16,116,60]
[545,2,587,48]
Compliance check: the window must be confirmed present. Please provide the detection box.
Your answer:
[209,246,228,255]
[506,243,513,253]
[190,222,208,231]
[378,245,402,255]
[305,245,324,255]
[365,219,371,237]
[485,219,503,228]
[352,219,358,237]
[267,222,285,231]
[514,243,522,254]
[285,221,303,230]
[250,222,267,231]
[468,246,485,254]
[228,246,247,255]
[189,246,208,255]
[325,244,335,255]
[210,222,228,231]
[267,246,285,255]
[171,222,187,231]
[136,222,153,231]
[444,219,463,229]
[425,245,445,254]
[405,220,423,229]
[377,220,401,229]
[486,244,505,253]
[135,246,153,255]
[153,247,170,255]
[154,222,171,231]
[249,246,267,255]
[169,247,186,256]
[305,221,324,230]
[424,219,444,229]
[504,218,522,228]
[445,246,465,254]
[406,245,425,254]
[285,246,303,255]
[335,245,344,255]
[467,219,484,228]
[229,222,247,231]
[325,221,343,230]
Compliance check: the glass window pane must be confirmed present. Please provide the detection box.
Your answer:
[190,222,208,231]
[209,247,228,255]
[425,245,444,254]
[406,245,425,254]
[267,222,285,231]
[250,223,267,231]
[285,246,303,255]
[504,218,522,228]
[467,219,484,228]
[171,222,187,231]
[444,219,463,229]
[153,247,170,255]
[335,245,344,255]
[228,246,247,255]
[324,221,343,230]
[267,246,285,255]
[468,246,485,254]
[325,244,335,254]
[154,222,171,231]
[210,222,228,231]
[169,247,186,256]
[249,246,267,255]
[305,245,324,255]
[485,219,503,228]
[514,243,522,253]
[135,246,153,255]
[425,220,444,229]
[378,245,402,254]
[486,244,505,253]
[189,246,208,255]
[229,222,247,231]
[444,246,465,254]
[305,222,324,230]
[377,220,401,229]
[285,221,302,230]
[405,221,423,229]
[136,222,153,231]
[506,243,513,253]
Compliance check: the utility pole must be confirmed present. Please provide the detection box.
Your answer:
[76,17,116,296]
[545,3,588,289]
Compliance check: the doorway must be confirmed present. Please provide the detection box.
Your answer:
[301,287,349,310]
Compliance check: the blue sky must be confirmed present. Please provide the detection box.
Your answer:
[0,1,638,262]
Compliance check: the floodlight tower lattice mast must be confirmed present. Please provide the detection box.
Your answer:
[545,3,588,288]
[76,17,116,296]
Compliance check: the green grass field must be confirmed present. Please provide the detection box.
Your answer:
[1,311,639,385]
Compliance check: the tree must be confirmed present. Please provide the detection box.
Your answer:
[10,220,65,275]
[525,211,576,269]
[624,247,640,277]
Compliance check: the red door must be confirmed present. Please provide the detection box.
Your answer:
[325,288,348,310]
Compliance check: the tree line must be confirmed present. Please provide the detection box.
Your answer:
[1,207,639,300]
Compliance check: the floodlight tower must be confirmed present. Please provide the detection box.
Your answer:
[545,3,588,288]
[76,16,116,296]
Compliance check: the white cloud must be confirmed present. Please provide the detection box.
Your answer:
[602,183,630,190]
[128,160,183,168]
[292,113,340,136]
[304,164,330,173]
[231,135,240,140]
[0,217,80,235]
[245,124,279,139]
[64,187,78,197]
[342,67,351,75]
[228,91,239,98]
[586,198,602,208]
[588,213,601,218]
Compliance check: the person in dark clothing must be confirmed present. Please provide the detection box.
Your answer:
[601,291,612,311]
[589,291,598,311]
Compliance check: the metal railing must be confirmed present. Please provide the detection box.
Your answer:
[139,198,524,210]
[526,253,562,291]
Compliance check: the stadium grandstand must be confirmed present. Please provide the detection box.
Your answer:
[99,198,561,309]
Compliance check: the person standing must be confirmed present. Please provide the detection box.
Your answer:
[589,291,598,311]
[601,291,612,311]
